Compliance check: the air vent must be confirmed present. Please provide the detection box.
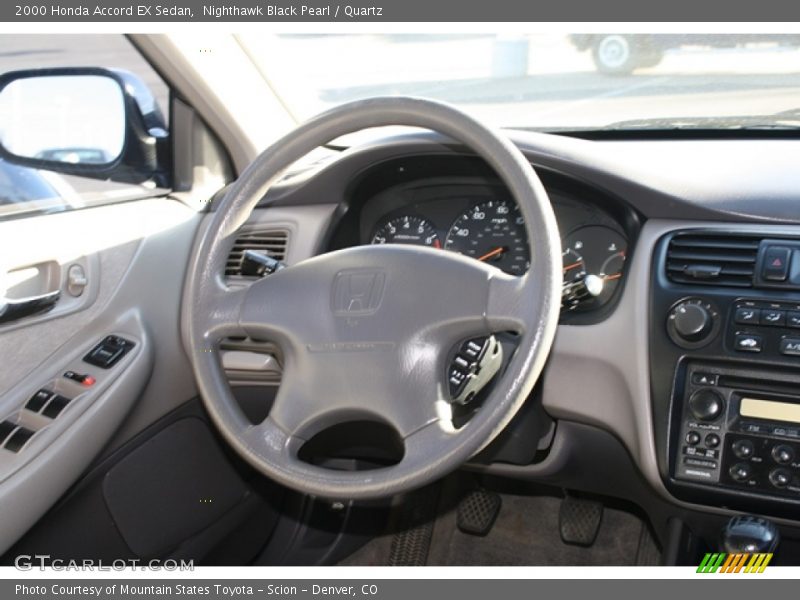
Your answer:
[666,232,761,288]
[225,229,289,277]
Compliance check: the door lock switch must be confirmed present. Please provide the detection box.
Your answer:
[64,371,96,386]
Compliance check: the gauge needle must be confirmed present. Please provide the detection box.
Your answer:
[477,247,505,262]
[562,261,583,272]
[603,273,622,281]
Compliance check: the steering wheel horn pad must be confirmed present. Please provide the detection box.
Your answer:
[183,97,561,500]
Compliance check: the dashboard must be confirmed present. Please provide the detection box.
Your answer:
[246,131,800,543]
[325,155,637,319]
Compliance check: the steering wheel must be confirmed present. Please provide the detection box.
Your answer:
[184,97,561,500]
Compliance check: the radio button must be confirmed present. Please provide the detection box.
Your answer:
[705,433,721,448]
[729,462,753,482]
[684,457,717,469]
[733,439,755,459]
[691,372,718,386]
[760,309,786,327]
[779,338,800,357]
[734,334,763,353]
[771,444,795,465]
[685,431,701,445]
[769,469,791,489]
[734,307,760,325]
[688,389,725,422]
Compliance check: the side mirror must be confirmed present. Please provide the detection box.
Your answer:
[0,67,169,187]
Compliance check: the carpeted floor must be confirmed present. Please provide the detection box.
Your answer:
[340,490,660,566]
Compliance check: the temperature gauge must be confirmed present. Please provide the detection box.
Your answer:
[562,225,627,309]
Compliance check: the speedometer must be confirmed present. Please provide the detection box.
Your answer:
[444,200,529,275]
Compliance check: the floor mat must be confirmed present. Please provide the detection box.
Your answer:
[428,494,656,566]
[340,491,660,566]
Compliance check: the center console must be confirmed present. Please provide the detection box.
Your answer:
[651,229,800,516]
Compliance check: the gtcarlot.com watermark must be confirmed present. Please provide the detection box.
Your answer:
[14,554,194,571]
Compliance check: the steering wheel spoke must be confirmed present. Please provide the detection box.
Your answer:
[485,272,530,334]
[197,279,250,344]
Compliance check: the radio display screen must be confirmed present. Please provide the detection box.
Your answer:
[740,397,800,424]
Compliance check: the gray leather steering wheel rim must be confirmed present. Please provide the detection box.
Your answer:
[183,97,562,500]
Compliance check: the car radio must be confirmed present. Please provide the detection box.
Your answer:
[674,362,800,499]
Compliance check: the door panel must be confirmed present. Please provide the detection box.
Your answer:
[0,197,201,554]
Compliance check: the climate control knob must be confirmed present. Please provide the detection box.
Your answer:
[688,389,725,422]
[667,298,719,348]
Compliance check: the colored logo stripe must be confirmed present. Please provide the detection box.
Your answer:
[697,553,772,573]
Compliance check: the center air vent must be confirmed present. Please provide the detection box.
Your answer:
[226,229,289,277]
[666,232,761,288]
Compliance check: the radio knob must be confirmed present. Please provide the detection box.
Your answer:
[772,444,795,465]
[733,439,755,459]
[688,389,724,422]
[769,469,791,489]
[672,302,713,342]
[729,463,753,482]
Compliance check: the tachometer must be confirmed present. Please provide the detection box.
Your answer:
[371,216,442,248]
[444,200,529,275]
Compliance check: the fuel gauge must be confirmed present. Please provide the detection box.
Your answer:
[562,226,627,309]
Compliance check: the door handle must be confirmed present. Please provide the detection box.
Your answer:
[0,290,60,324]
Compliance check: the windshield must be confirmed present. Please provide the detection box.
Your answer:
[240,33,800,132]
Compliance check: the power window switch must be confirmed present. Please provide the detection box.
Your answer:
[0,421,17,446]
[4,427,34,453]
[42,395,71,419]
[26,389,53,413]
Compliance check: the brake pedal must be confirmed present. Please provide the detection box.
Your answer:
[559,496,603,546]
[457,489,501,536]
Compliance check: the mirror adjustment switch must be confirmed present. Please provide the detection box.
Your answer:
[0,421,17,446]
[26,389,53,412]
[83,335,134,369]
[42,395,71,419]
[4,427,34,453]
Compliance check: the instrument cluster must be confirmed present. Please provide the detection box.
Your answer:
[358,181,631,313]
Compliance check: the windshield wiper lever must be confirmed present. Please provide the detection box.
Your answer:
[241,250,286,278]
